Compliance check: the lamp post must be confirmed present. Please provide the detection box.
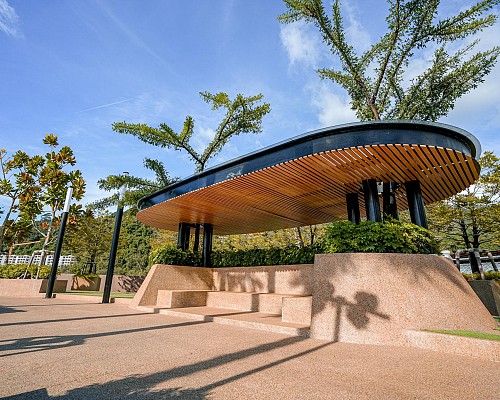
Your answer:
[102,173,128,303]
[45,187,73,299]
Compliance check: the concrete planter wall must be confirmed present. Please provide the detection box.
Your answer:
[57,274,144,292]
[131,254,496,348]
[468,280,500,316]
[0,278,67,297]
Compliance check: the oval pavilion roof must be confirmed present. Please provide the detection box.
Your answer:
[136,120,481,235]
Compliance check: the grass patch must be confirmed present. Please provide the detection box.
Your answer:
[63,291,135,298]
[424,329,500,341]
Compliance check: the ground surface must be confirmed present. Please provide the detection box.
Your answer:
[0,297,499,400]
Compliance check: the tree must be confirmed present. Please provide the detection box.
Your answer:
[63,209,113,273]
[95,159,176,210]
[0,148,44,251]
[19,134,85,266]
[278,0,500,121]
[112,91,271,173]
[426,151,500,252]
[97,91,270,212]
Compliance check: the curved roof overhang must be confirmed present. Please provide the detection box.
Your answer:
[137,120,481,235]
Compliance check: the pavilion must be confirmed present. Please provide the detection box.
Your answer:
[136,120,481,266]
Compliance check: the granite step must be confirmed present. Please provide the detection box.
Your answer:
[158,306,310,337]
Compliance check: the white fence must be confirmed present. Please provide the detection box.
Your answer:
[0,254,77,267]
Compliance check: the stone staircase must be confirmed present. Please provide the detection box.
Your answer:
[137,289,313,336]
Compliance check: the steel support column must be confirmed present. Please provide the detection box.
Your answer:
[177,222,191,251]
[405,180,428,228]
[346,193,360,224]
[202,223,213,268]
[362,179,382,222]
[193,224,201,253]
[382,182,399,220]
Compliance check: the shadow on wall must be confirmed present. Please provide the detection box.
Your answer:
[118,276,145,292]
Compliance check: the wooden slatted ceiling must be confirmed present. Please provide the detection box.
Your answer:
[137,144,479,235]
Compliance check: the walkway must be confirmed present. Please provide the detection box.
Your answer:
[1,297,498,399]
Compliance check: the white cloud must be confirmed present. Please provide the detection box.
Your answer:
[280,21,321,67]
[0,0,21,38]
[192,126,216,154]
[343,2,372,53]
[309,83,357,126]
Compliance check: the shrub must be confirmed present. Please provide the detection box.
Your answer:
[323,220,437,254]
[149,245,202,266]
[0,264,52,279]
[211,243,322,267]
[463,271,500,281]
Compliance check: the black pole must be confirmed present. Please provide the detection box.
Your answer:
[193,224,200,252]
[405,180,428,228]
[382,182,399,220]
[102,205,124,303]
[202,223,213,268]
[362,179,382,222]
[346,193,360,224]
[177,222,191,251]
[45,211,69,299]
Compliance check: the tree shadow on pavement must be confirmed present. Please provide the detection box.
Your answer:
[0,319,207,358]
[4,336,332,399]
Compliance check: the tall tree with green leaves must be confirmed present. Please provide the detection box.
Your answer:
[113,92,271,172]
[279,0,500,121]
[0,148,44,251]
[63,209,113,273]
[426,151,500,253]
[19,134,86,266]
[97,91,270,210]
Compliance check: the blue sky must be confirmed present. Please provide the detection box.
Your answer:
[1,0,499,208]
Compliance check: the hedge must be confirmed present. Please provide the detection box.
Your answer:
[463,272,500,281]
[150,220,437,268]
[0,264,52,279]
[323,220,437,254]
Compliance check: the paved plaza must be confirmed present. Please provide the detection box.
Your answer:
[0,296,499,399]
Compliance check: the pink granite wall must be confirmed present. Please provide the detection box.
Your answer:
[212,264,313,295]
[130,265,213,307]
[0,279,67,297]
[309,253,496,345]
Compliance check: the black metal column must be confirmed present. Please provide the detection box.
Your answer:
[405,180,428,228]
[193,224,201,253]
[382,182,399,220]
[362,179,382,222]
[102,205,124,303]
[346,193,360,224]
[45,211,69,298]
[177,222,191,251]
[202,223,213,268]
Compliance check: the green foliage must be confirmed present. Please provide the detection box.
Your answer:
[211,244,322,267]
[63,209,113,273]
[278,0,500,121]
[95,161,177,210]
[426,151,500,250]
[1,135,85,253]
[323,220,437,254]
[462,271,500,280]
[0,264,51,279]
[115,211,158,275]
[112,91,270,173]
[149,245,202,267]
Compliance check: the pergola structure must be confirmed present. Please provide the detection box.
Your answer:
[137,120,481,267]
